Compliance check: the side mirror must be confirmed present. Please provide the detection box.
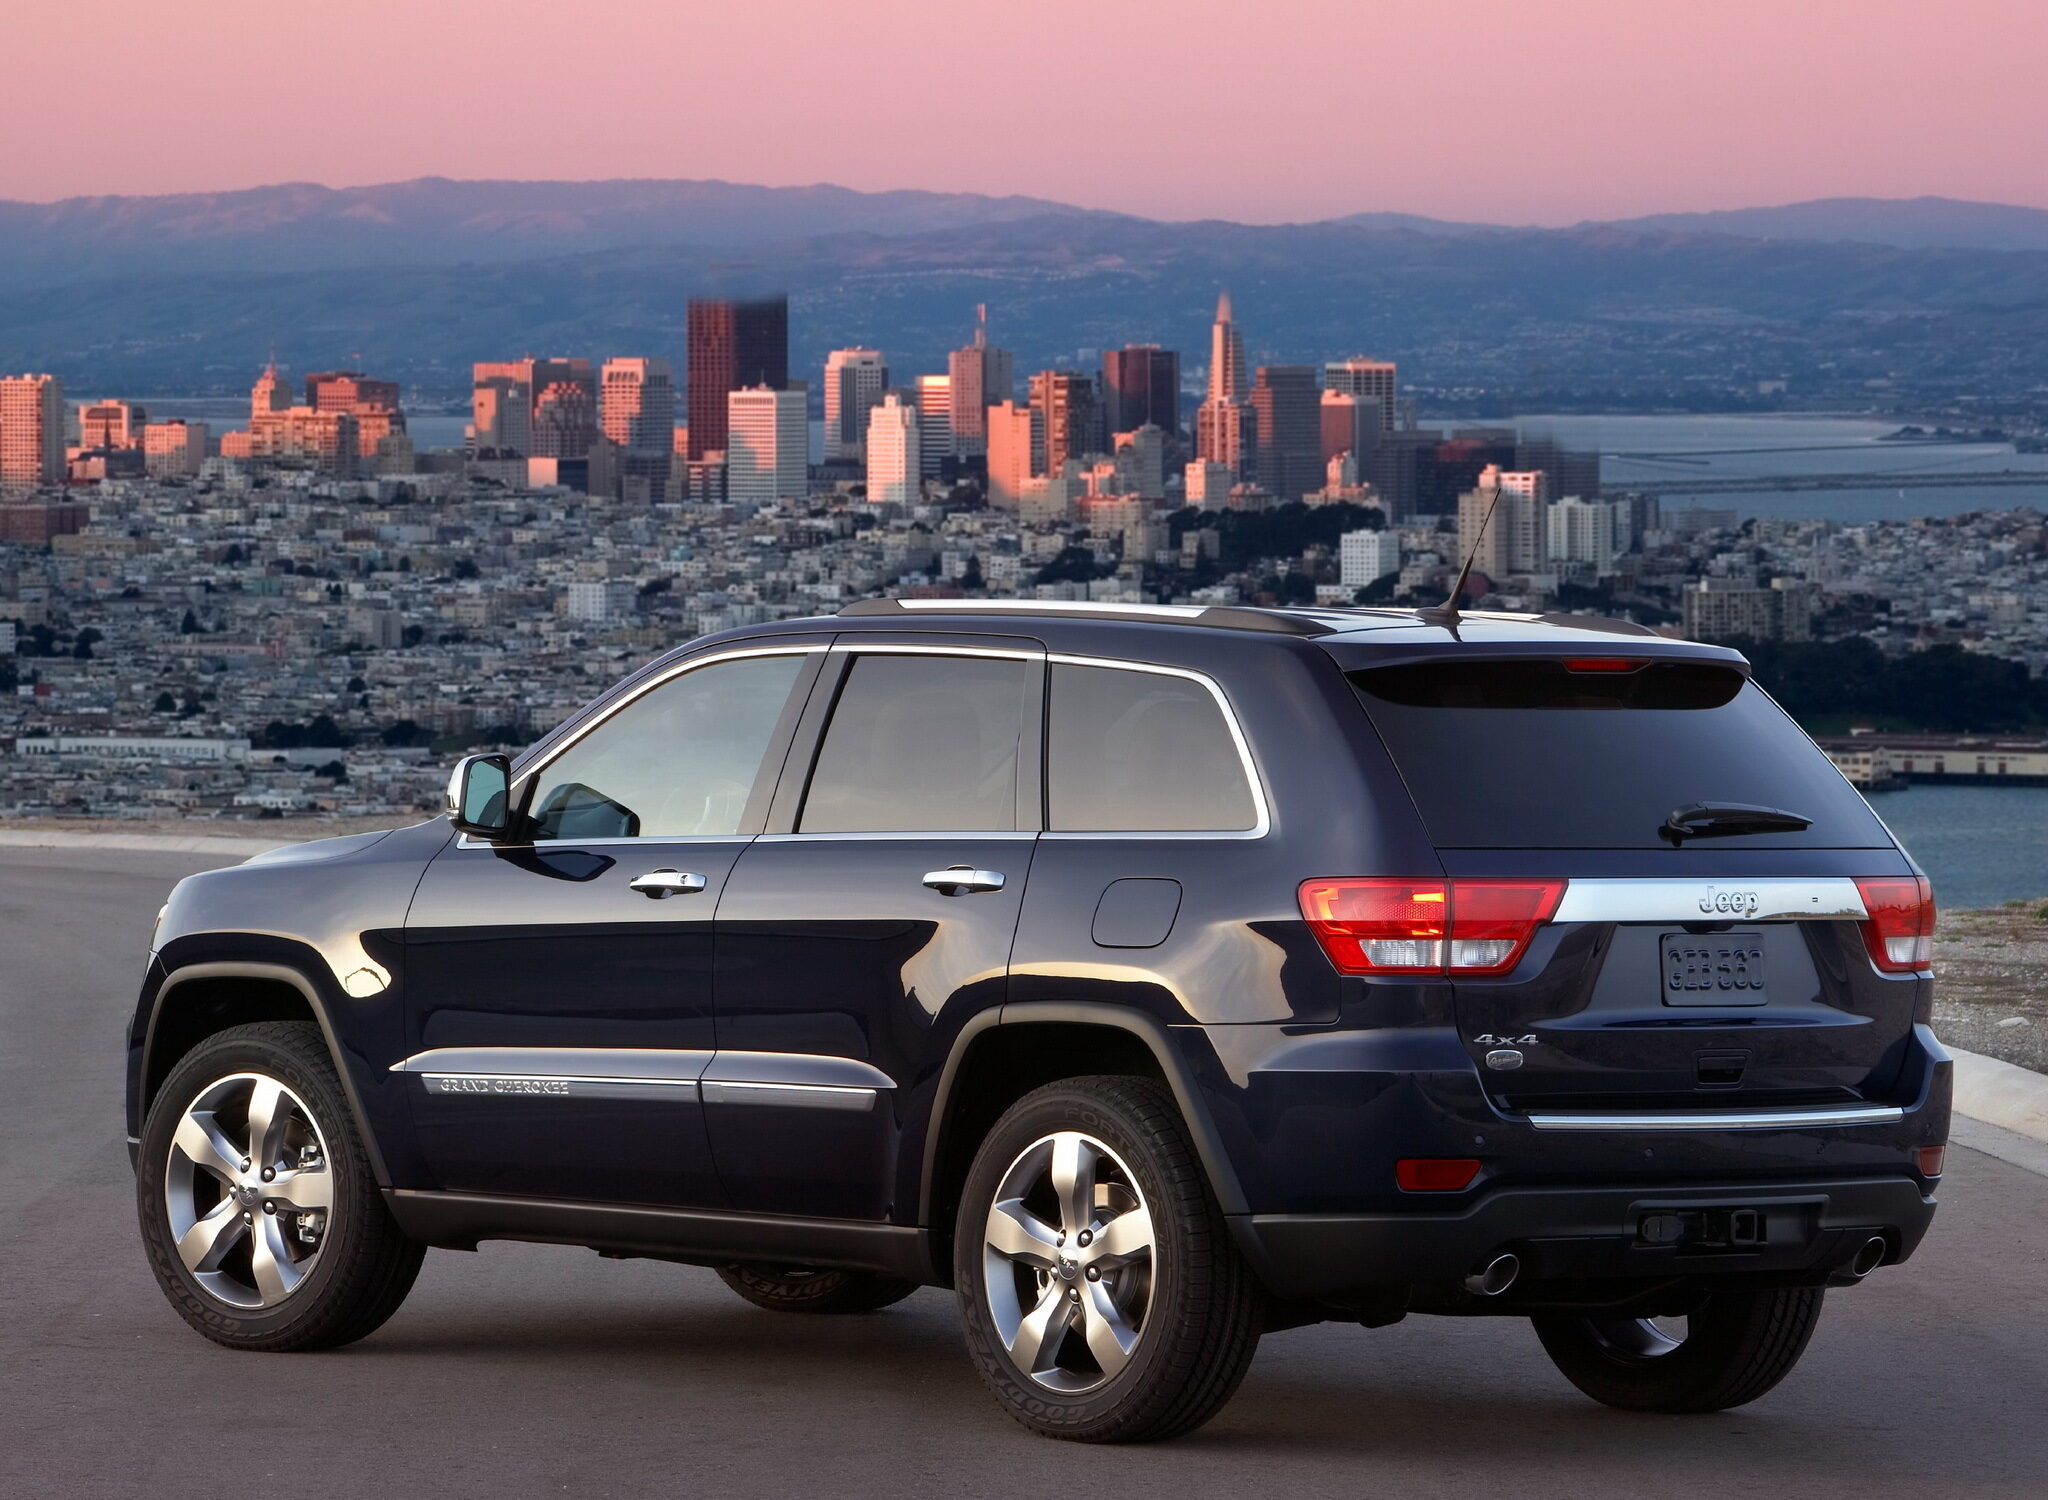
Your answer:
[446,753,515,841]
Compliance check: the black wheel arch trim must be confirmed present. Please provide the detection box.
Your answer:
[142,959,393,1188]
[919,1001,1252,1230]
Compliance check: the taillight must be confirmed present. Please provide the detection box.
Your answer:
[1856,875,1934,973]
[1299,878,1565,976]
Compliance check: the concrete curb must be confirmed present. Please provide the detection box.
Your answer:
[0,829,291,856]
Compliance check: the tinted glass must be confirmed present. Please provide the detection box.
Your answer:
[1352,659,1892,849]
[526,653,806,840]
[800,654,1025,832]
[1047,663,1257,832]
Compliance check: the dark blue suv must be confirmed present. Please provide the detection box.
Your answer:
[128,600,1948,1441]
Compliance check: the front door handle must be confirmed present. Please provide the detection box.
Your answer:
[922,866,1006,897]
[629,869,708,899]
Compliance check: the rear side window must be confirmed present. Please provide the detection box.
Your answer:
[1047,663,1257,832]
[800,654,1026,832]
[1351,658,1893,850]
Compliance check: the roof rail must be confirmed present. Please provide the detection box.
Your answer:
[835,598,1334,636]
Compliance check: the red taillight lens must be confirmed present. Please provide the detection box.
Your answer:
[1396,1158,1482,1192]
[1915,1145,1946,1179]
[1856,875,1934,973]
[1298,879,1447,973]
[1299,878,1565,976]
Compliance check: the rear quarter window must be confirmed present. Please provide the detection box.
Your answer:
[1350,658,1893,850]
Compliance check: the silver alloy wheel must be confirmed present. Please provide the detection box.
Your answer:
[163,1071,334,1309]
[982,1131,1156,1394]
[1587,1314,1689,1359]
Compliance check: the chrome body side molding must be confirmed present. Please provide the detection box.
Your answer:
[1550,878,1869,925]
[391,1046,891,1106]
[1526,1104,1905,1133]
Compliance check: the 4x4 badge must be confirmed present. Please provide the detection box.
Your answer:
[1473,1034,1538,1047]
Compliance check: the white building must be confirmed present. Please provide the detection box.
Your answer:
[1458,464,1548,578]
[1339,529,1402,588]
[822,349,887,461]
[865,393,920,506]
[1184,459,1232,511]
[13,735,251,761]
[565,579,638,623]
[1546,496,1629,569]
[725,385,809,511]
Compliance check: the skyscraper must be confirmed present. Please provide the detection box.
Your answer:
[1324,358,1398,433]
[1029,370,1101,477]
[1249,366,1321,501]
[985,400,1037,510]
[471,359,594,457]
[1458,464,1549,578]
[1195,398,1252,476]
[1102,344,1181,438]
[822,349,888,461]
[0,374,65,489]
[1207,292,1246,404]
[865,392,920,506]
[725,384,807,510]
[913,374,953,477]
[1319,389,1383,468]
[601,358,676,451]
[532,379,599,459]
[947,306,1013,456]
[687,296,788,460]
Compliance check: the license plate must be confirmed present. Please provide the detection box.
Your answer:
[1661,932,1768,1006]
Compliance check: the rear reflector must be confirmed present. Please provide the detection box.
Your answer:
[1396,1158,1482,1192]
[1299,878,1565,977]
[1855,875,1935,973]
[1915,1145,1946,1179]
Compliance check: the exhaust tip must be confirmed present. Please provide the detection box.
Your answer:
[1848,1235,1888,1280]
[1462,1252,1521,1298]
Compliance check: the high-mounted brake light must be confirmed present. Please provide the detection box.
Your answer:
[1856,875,1934,973]
[1563,657,1643,673]
[1299,878,1565,977]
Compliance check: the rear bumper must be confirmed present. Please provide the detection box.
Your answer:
[1235,1173,1938,1300]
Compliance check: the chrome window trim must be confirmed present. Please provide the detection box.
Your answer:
[453,644,822,851]
[1550,878,1870,925]
[827,641,1042,660]
[1040,652,1272,841]
[757,830,1039,843]
[1526,1104,1904,1132]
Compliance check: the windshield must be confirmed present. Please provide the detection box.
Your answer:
[1350,658,1894,850]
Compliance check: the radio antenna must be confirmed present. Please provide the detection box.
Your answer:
[1415,482,1503,633]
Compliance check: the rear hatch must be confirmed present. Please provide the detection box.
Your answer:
[1343,650,1931,1115]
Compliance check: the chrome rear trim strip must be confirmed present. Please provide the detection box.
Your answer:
[1526,1104,1904,1132]
[1551,878,1868,925]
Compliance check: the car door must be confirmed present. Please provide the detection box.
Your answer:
[709,638,1042,1221]
[400,640,827,1207]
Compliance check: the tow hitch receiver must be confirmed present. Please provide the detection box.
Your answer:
[1639,1207,1768,1250]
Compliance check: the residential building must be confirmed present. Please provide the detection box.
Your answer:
[1456,464,1548,578]
[1683,577,1816,642]
[725,384,807,511]
[865,392,920,505]
[823,349,888,461]
[1249,366,1321,502]
[1339,528,1402,588]
[1184,459,1232,510]
[687,296,787,460]
[1,374,67,489]
[1546,495,1630,568]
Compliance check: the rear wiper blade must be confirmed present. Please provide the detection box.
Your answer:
[1660,802,1812,845]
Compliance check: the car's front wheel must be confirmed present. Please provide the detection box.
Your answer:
[1532,1286,1826,1412]
[136,1020,424,1350]
[953,1076,1262,1442]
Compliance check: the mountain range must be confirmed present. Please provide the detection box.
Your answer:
[3,179,2046,398]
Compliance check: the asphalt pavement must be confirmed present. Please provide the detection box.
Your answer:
[3,844,2045,1498]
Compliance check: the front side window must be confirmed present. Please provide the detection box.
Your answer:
[799,654,1027,832]
[524,653,807,841]
[1046,663,1257,832]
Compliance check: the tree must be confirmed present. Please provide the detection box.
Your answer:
[223,543,245,566]
[452,558,480,581]
[153,691,177,713]
[72,627,102,660]
[179,609,202,635]
[1033,546,1113,587]
[314,760,348,783]
[401,624,426,648]
[346,676,367,694]
[961,553,985,590]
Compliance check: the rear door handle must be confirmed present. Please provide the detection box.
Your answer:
[922,867,1006,896]
[629,869,708,899]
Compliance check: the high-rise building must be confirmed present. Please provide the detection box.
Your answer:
[78,399,148,450]
[985,400,1037,510]
[1029,371,1101,477]
[1194,399,1252,476]
[822,349,888,461]
[1457,464,1549,579]
[865,392,920,506]
[1102,345,1180,438]
[0,374,66,489]
[913,374,953,477]
[1319,389,1384,468]
[1207,292,1246,403]
[947,306,1013,456]
[601,358,676,451]
[143,420,210,478]
[1516,432,1601,504]
[1112,425,1167,500]
[471,359,594,457]
[1324,358,1398,433]
[1185,459,1232,510]
[532,380,599,459]
[252,362,291,416]
[1546,496,1632,568]
[1339,529,1402,588]
[1249,366,1321,502]
[687,296,788,460]
[725,384,807,510]
[305,371,405,460]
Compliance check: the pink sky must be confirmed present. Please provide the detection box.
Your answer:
[12,0,2046,222]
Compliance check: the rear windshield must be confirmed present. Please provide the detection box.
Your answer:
[1350,659,1893,849]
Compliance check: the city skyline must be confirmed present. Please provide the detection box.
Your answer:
[6,1,2046,222]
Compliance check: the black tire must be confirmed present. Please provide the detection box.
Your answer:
[1532,1286,1826,1413]
[715,1264,919,1314]
[137,1020,425,1351]
[953,1075,1262,1443]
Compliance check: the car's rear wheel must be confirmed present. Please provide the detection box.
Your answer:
[953,1076,1261,1443]
[137,1021,424,1350]
[1532,1286,1826,1412]
[715,1263,919,1313]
